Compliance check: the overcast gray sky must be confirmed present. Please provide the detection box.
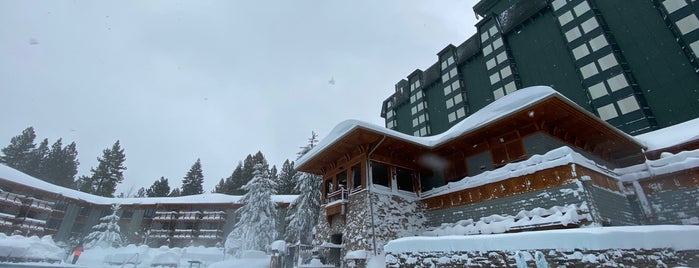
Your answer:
[0,1,478,194]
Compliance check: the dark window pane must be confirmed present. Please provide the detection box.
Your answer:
[351,165,362,189]
[336,171,347,189]
[396,168,413,192]
[420,170,444,192]
[371,162,389,187]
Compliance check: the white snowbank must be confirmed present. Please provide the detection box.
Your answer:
[385,225,699,253]
[635,117,699,151]
[0,164,297,205]
[0,234,64,262]
[424,203,591,236]
[615,149,699,182]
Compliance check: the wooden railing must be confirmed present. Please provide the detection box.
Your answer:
[325,187,347,204]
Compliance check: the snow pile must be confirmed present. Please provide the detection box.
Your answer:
[78,244,225,267]
[634,117,699,151]
[616,149,699,182]
[422,146,610,198]
[0,234,64,262]
[385,225,699,253]
[345,249,369,260]
[424,203,591,236]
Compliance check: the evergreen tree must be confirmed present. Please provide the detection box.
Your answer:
[41,139,79,188]
[147,177,171,197]
[135,187,147,198]
[79,141,127,197]
[84,204,123,248]
[215,151,270,195]
[0,127,37,173]
[181,159,204,196]
[28,138,49,178]
[169,188,181,197]
[276,159,300,195]
[285,132,322,244]
[226,163,278,251]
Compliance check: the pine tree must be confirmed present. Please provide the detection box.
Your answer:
[147,177,171,197]
[84,204,123,248]
[28,138,49,179]
[79,141,127,197]
[181,159,204,196]
[215,151,270,195]
[276,159,300,195]
[285,132,322,244]
[41,139,79,188]
[169,188,181,197]
[226,163,278,251]
[0,127,37,173]
[135,187,147,198]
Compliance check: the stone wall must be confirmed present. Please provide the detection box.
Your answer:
[385,248,699,267]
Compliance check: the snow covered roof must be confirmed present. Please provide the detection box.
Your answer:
[0,164,297,206]
[634,117,699,152]
[297,86,641,171]
[615,148,699,182]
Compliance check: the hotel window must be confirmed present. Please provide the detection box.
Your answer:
[588,82,608,99]
[446,98,454,109]
[565,27,582,42]
[492,38,503,50]
[551,0,565,11]
[486,58,496,69]
[663,0,687,14]
[504,82,516,94]
[496,52,507,65]
[588,35,608,51]
[690,41,699,56]
[441,56,455,70]
[607,74,629,92]
[572,44,590,60]
[580,18,599,34]
[500,66,512,78]
[494,87,505,100]
[676,15,699,35]
[597,54,618,71]
[559,11,574,26]
[448,112,457,122]
[580,62,599,79]
[490,72,501,84]
[371,162,389,187]
[387,121,395,128]
[573,1,590,17]
[597,103,619,121]
[483,43,493,56]
[480,31,490,42]
[488,25,497,37]
[617,96,641,114]
[456,107,466,118]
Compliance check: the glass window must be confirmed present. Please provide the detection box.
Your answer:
[351,164,362,189]
[483,43,493,56]
[496,52,507,64]
[597,103,618,121]
[443,84,452,95]
[441,61,448,70]
[448,112,456,122]
[451,81,460,91]
[597,53,618,71]
[690,40,699,56]
[489,25,498,36]
[419,170,444,192]
[446,98,454,109]
[580,62,599,79]
[617,96,641,114]
[676,15,699,35]
[442,73,450,82]
[551,0,566,11]
[489,72,500,84]
[396,167,413,192]
[581,18,599,34]
[456,107,466,118]
[572,43,590,60]
[492,38,503,50]
[500,66,512,78]
[607,74,629,92]
[486,58,496,69]
[663,0,687,14]
[573,1,590,17]
[558,11,574,26]
[565,27,582,42]
[447,56,454,65]
[493,87,505,100]
[412,118,418,127]
[480,31,489,42]
[454,93,463,104]
[504,82,517,94]
[411,106,417,115]
[588,82,608,99]
[336,170,347,189]
[588,35,608,51]
[449,68,457,78]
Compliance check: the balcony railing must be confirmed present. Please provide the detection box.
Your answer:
[325,188,348,205]
[0,191,24,206]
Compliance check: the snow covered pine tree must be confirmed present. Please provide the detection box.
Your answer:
[84,204,123,248]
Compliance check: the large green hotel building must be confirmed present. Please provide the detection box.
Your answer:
[381,0,699,136]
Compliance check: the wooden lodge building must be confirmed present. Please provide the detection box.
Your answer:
[0,165,296,248]
[296,86,699,266]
